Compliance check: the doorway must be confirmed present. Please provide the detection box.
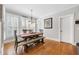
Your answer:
[60,14,74,44]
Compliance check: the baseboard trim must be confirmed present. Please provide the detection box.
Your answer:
[45,37,60,42]
[45,37,76,46]
[4,39,14,44]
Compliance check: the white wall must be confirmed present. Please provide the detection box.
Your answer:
[0,21,1,54]
[37,16,60,41]
[0,4,2,54]
[43,17,60,41]
[37,5,79,43]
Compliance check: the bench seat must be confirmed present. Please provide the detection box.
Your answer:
[18,36,44,46]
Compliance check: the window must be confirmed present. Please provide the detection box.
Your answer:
[4,12,37,40]
[4,12,20,40]
[19,16,26,33]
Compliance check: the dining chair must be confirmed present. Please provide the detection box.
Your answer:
[39,29,43,33]
[14,30,28,54]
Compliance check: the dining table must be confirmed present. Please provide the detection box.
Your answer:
[19,32,44,43]
[17,32,44,52]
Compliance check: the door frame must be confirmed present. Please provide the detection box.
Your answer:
[59,13,75,45]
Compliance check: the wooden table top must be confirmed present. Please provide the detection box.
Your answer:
[20,32,43,38]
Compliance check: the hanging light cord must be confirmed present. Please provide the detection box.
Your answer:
[31,9,33,23]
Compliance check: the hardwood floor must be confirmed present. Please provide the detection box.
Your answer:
[4,38,77,55]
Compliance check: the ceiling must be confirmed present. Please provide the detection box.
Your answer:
[4,4,79,18]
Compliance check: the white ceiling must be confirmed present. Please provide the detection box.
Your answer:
[4,4,79,18]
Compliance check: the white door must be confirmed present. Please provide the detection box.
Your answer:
[60,14,74,44]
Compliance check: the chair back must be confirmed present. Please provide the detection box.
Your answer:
[23,29,27,33]
[29,29,33,33]
[14,30,18,45]
[39,29,43,33]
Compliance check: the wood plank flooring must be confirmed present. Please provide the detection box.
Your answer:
[4,38,77,55]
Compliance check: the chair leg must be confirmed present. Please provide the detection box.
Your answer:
[14,45,18,54]
[15,47,17,54]
[21,46,24,55]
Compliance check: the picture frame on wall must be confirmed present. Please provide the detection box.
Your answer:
[44,18,52,29]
